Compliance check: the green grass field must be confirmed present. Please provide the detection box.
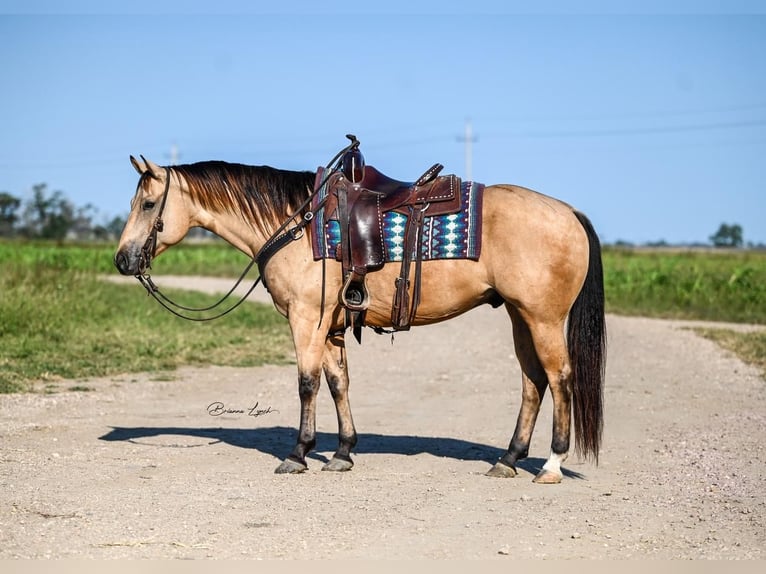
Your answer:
[1,240,764,392]
[603,247,766,324]
[0,241,292,393]
[0,239,252,276]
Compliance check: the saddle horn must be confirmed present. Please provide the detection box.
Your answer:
[341,134,365,183]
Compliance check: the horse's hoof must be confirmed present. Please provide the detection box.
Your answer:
[486,461,517,478]
[322,456,354,472]
[532,469,563,484]
[274,458,307,474]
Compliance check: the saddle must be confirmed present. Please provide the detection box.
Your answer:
[322,135,462,338]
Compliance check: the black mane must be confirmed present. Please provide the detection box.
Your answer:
[170,161,316,235]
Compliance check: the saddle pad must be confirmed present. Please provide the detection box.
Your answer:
[310,168,484,262]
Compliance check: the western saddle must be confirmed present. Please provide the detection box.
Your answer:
[321,135,462,340]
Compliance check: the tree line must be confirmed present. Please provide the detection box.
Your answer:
[0,185,125,241]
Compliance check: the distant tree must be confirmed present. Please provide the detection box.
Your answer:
[19,184,76,240]
[709,223,743,248]
[69,203,99,240]
[104,215,127,239]
[0,191,21,236]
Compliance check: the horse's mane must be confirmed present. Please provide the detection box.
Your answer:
[166,161,316,235]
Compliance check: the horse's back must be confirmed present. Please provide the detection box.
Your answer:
[484,183,585,242]
[357,183,591,328]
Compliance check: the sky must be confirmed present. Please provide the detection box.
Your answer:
[1,0,765,246]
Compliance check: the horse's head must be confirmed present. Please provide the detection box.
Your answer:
[114,156,190,276]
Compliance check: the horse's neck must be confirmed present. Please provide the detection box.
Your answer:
[196,206,314,313]
[192,208,270,258]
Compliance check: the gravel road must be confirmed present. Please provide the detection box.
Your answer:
[1,275,763,559]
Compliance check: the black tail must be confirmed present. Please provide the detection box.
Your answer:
[568,211,607,463]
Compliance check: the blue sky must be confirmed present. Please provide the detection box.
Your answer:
[1,1,765,245]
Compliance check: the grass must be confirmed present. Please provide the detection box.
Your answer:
[603,247,766,324]
[0,238,252,276]
[1,240,764,392]
[692,328,766,380]
[0,262,293,393]
[602,247,766,380]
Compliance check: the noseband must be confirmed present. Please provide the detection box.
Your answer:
[137,167,172,275]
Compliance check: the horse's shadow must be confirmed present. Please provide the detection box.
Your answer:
[98,425,584,479]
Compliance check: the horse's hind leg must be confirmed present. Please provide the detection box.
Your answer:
[525,318,573,484]
[487,305,549,479]
[322,333,357,472]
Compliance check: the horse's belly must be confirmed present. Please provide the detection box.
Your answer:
[361,259,493,327]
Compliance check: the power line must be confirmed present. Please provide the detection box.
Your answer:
[482,118,766,140]
[1,115,764,171]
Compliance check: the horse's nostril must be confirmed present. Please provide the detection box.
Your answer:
[114,251,130,275]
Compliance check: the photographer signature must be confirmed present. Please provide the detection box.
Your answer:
[206,401,277,418]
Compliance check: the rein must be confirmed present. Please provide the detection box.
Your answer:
[134,138,357,321]
[135,166,262,321]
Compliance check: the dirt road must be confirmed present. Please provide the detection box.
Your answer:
[1,276,763,559]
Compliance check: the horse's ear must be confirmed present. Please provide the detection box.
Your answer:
[130,155,147,175]
[140,155,164,179]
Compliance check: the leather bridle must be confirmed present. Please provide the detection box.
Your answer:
[132,137,358,322]
[137,166,172,276]
[134,164,270,322]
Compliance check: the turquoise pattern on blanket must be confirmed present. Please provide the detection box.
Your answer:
[312,178,483,262]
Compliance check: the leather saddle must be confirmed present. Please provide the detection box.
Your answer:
[322,135,462,338]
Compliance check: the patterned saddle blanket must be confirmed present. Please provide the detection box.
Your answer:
[310,167,485,263]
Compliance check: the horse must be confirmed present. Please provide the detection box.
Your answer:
[114,148,606,484]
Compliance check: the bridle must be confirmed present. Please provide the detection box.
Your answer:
[137,165,171,277]
[133,137,358,321]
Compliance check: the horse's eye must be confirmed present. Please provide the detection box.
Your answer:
[142,201,156,211]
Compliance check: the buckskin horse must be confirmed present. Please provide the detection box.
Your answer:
[114,137,606,484]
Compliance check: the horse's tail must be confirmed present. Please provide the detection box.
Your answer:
[568,210,607,463]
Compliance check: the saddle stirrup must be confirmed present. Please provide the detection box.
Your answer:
[340,271,370,312]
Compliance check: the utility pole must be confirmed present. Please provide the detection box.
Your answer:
[169,143,180,165]
[456,118,478,181]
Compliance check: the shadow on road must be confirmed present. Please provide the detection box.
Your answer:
[99,425,584,479]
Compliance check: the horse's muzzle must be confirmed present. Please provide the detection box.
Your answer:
[114,249,138,276]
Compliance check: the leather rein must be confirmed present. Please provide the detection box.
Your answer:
[134,141,355,321]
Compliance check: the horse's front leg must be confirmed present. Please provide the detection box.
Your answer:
[274,312,328,475]
[321,332,357,471]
